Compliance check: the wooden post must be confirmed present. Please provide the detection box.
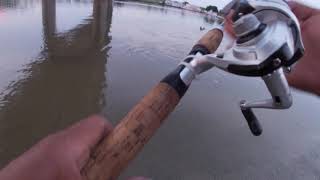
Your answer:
[81,28,224,180]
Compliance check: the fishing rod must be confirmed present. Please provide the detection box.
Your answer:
[81,0,304,179]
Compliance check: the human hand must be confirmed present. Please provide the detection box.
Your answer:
[286,2,320,95]
[0,116,148,180]
[224,10,235,37]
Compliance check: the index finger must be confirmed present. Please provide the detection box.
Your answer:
[224,10,236,37]
[288,1,319,22]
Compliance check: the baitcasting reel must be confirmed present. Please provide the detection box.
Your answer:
[180,0,305,136]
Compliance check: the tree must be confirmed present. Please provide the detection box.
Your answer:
[182,1,189,6]
[205,5,218,13]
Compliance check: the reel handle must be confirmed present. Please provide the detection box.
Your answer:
[240,101,263,136]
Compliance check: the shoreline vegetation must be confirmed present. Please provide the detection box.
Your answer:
[116,0,165,5]
[115,0,220,23]
[115,0,219,15]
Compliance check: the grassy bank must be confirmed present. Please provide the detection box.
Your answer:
[116,0,165,5]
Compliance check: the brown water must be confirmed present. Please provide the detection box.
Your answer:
[0,0,320,179]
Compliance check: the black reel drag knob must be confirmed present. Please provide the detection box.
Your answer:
[240,101,263,136]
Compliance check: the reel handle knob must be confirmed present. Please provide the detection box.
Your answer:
[240,101,263,136]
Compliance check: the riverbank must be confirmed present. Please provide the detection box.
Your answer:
[115,0,207,14]
[115,0,165,6]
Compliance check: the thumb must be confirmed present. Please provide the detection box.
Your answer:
[288,1,318,22]
[56,115,113,168]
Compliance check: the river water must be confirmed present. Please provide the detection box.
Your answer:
[0,0,320,179]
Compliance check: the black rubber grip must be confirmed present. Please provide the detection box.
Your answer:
[241,108,263,136]
[189,44,211,55]
[161,65,189,98]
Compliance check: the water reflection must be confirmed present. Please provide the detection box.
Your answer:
[0,0,40,9]
[0,0,112,167]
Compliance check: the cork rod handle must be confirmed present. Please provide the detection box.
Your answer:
[81,28,223,180]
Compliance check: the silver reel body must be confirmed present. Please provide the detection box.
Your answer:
[206,0,303,75]
[180,0,305,136]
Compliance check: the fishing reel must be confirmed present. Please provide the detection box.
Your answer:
[181,0,305,136]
